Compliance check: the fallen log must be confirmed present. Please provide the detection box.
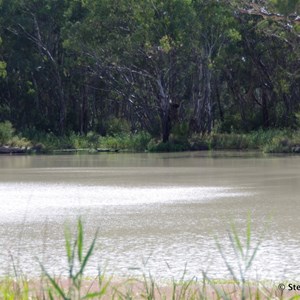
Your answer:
[0,146,27,154]
[52,148,90,153]
[97,148,119,153]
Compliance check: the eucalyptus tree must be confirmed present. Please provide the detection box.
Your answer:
[226,0,300,129]
[66,0,193,141]
[123,0,193,141]
[0,0,71,133]
[189,0,241,133]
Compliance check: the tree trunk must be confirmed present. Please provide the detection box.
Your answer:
[80,84,88,134]
[262,89,269,128]
[56,72,66,135]
[205,61,212,133]
[194,54,213,133]
[157,76,170,142]
[162,111,170,143]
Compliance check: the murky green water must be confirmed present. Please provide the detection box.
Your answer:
[0,151,299,280]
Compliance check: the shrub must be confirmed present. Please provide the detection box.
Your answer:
[98,134,129,150]
[0,121,14,145]
[188,135,210,150]
[209,133,250,150]
[264,136,293,153]
[86,131,100,148]
[131,131,151,151]
[98,132,151,151]
[8,136,32,148]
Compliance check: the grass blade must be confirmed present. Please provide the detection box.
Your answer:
[40,262,69,300]
[78,218,83,263]
[75,231,98,281]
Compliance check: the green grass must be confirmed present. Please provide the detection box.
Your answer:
[21,129,152,153]
[98,132,151,151]
[196,129,291,151]
[188,129,300,153]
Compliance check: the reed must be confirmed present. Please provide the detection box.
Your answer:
[0,219,294,299]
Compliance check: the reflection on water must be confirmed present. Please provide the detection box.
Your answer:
[0,183,248,221]
[0,152,300,280]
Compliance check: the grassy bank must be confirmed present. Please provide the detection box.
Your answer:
[25,129,300,154]
[0,219,295,299]
[1,121,300,153]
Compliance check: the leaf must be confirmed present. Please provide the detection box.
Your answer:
[75,230,98,280]
[81,281,110,299]
[78,218,83,263]
[40,262,69,300]
[65,227,72,265]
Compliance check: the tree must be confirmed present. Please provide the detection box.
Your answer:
[190,0,241,133]
[0,0,69,133]
[67,0,192,141]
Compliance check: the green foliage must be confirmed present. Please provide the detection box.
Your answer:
[270,0,300,15]
[86,131,101,148]
[188,135,210,150]
[263,132,300,153]
[0,61,6,78]
[190,130,290,151]
[105,118,131,136]
[148,140,189,152]
[131,131,152,151]
[214,217,261,300]
[147,122,194,152]
[40,219,106,300]
[99,132,151,151]
[0,37,6,79]
[99,134,131,150]
[0,0,299,141]
[209,133,251,150]
[0,121,14,145]
[171,122,189,143]
[8,136,32,148]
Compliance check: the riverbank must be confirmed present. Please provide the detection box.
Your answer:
[1,120,300,153]
[14,130,300,154]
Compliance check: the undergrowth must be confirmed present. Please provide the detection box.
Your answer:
[2,120,300,153]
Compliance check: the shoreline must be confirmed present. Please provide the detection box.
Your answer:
[2,129,300,154]
[0,276,296,299]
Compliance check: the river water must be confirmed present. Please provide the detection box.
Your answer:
[0,151,299,281]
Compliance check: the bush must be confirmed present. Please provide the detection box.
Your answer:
[99,134,130,150]
[68,131,100,149]
[209,133,251,150]
[264,136,291,153]
[0,121,14,145]
[86,131,100,148]
[8,136,32,148]
[188,135,210,150]
[131,131,151,151]
[98,132,151,151]
[263,134,300,153]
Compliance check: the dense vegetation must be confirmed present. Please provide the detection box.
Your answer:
[0,0,300,151]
